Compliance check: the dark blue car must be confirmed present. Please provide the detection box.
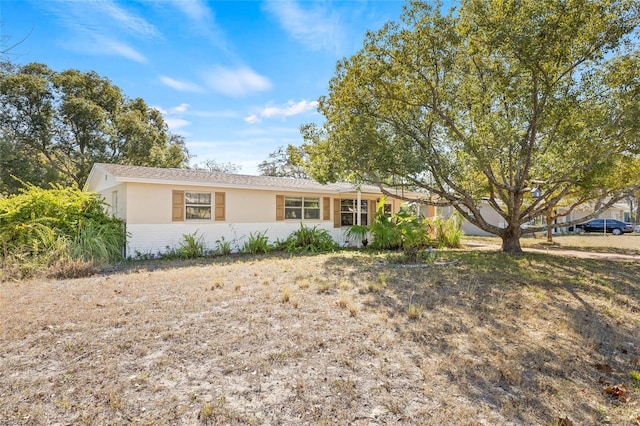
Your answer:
[574,219,633,235]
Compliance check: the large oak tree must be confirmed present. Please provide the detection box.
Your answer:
[301,0,640,253]
[0,62,189,193]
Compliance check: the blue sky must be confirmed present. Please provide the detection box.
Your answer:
[1,0,407,174]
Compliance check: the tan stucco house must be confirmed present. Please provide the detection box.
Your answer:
[84,163,433,257]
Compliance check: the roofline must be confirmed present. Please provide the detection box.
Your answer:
[85,163,425,198]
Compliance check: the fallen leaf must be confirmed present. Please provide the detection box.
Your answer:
[556,416,573,426]
[603,384,628,403]
[594,363,613,374]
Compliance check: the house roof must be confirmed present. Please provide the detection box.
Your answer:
[88,163,410,196]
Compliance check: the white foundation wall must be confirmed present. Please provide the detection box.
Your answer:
[125,222,349,257]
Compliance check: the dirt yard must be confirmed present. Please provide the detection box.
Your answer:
[2,249,640,425]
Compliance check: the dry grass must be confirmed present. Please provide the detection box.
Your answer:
[467,233,640,255]
[2,250,640,425]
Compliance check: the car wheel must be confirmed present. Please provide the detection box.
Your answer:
[612,228,622,235]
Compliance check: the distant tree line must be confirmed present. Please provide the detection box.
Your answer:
[0,62,189,195]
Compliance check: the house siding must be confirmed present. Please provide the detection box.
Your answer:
[85,164,433,257]
[126,222,349,256]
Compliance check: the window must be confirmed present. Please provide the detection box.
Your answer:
[185,192,211,220]
[111,191,118,217]
[285,196,320,220]
[340,199,368,226]
[383,203,392,217]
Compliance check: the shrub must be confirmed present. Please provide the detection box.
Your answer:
[241,230,272,254]
[177,231,206,259]
[430,211,464,248]
[279,223,338,253]
[0,184,125,280]
[214,236,232,256]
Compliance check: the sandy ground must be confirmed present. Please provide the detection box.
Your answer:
[2,250,640,425]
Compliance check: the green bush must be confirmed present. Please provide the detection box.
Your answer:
[366,197,462,260]
[214,236,232,256]
[0,184,125,280]
[177,231,206,259]
[241,230,272,254]
[430,212,464,248]
[279,223,338,253]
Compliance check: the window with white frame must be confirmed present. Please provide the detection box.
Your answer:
[285,196,320,220]
[185,192,212,220]
[340,199,368,226]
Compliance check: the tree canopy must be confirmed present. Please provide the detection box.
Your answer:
[0,62,189,193]
[301,0,640,253]
[258,145,309,179]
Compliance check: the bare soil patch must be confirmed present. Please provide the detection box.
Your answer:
[2,251,640,425]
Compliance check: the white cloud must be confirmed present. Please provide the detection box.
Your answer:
[245,114,261,124]
[173,0,213,24]
[169,0,227,51]
[98,1,160,38]
[203,65,272,97]
[40,1,157,62]
[246,99,319,123]
[262,0,343,52]
[262,100,319,119]
[96,36,147,63]
[164,117,190,132]
[160,76,204,93]
[170,103,190,114]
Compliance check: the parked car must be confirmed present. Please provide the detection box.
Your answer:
[574,219,633,235]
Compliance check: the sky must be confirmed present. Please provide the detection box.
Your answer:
[1,0,408,175]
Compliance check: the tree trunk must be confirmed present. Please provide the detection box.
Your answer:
[546,212,553,243]
[501,228,523,253]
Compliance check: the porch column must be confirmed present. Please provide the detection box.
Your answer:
[356,190,362,248]
[356,190,361,226]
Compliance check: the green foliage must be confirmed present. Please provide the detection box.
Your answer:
[0,184,125,279]
[241,231,272,254]
[257,145,310,178]
[301,0,640,253]
[278,223,338,253]
[0,62,189,193]
[430,212,464,249]
[214,236,232,256]
[344,224,369,246]
[177,231,206,259]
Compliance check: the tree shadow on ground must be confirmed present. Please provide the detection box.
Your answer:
[321,250,640,424]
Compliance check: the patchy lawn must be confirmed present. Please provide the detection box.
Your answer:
[2,250,640,425]
[466,233,640,255]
